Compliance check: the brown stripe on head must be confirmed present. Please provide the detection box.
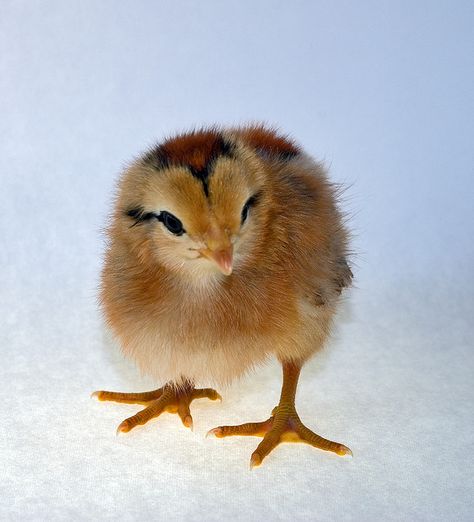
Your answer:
[143,128,234,197]
[235,125,300,160]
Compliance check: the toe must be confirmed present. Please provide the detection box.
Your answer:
[177,401,193,430]
[207,419,273,439]
[251,430,281,466]
[295,420,352,456]
[116,399,167,434]
[192,388,222,402]
[91,389,163,405]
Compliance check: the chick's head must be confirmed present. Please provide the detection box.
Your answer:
[114,129,269,283]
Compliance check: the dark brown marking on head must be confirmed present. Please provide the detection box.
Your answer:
[239,126,301,160]
[143,129,234,197]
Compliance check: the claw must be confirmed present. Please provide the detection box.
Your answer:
[183,415,194,430]
[339,445,353,457]
[206,427,222,438]
[249,453,262,469]
[116,421,129,436]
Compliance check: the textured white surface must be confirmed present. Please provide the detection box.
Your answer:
[1,1,473,520]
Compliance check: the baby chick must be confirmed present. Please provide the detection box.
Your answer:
[94,125,353,467]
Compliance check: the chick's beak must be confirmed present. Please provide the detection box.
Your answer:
[199,246,233,276]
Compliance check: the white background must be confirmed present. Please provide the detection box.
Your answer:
[1,1,473,520]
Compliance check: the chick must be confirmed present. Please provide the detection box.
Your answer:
[93,125,353,467]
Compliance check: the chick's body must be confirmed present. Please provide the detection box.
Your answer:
[96,126,352,466]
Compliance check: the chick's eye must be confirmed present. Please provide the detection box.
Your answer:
[158,211,185,236]
[241,195,256,225]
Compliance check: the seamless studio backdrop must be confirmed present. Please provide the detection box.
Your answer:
[1,1,473,521]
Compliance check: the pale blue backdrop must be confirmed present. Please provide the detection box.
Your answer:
[1,1,472,520]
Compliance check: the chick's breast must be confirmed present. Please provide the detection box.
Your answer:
[100,126,351,387]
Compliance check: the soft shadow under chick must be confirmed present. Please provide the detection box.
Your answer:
[93,125,353,468]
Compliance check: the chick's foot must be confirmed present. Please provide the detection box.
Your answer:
[92,383,221,433]
[207,360,351,468]
[208,405,351,468]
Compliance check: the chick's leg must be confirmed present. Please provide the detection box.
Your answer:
[92,382,221,433]
[208,361,351,468]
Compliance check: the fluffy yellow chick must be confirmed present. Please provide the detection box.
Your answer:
[93,125,353,467]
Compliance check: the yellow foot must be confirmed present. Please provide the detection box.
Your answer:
[208,405,352,468]
[92,384,221,434]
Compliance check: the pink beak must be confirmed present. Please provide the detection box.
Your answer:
[199,246,233,276]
